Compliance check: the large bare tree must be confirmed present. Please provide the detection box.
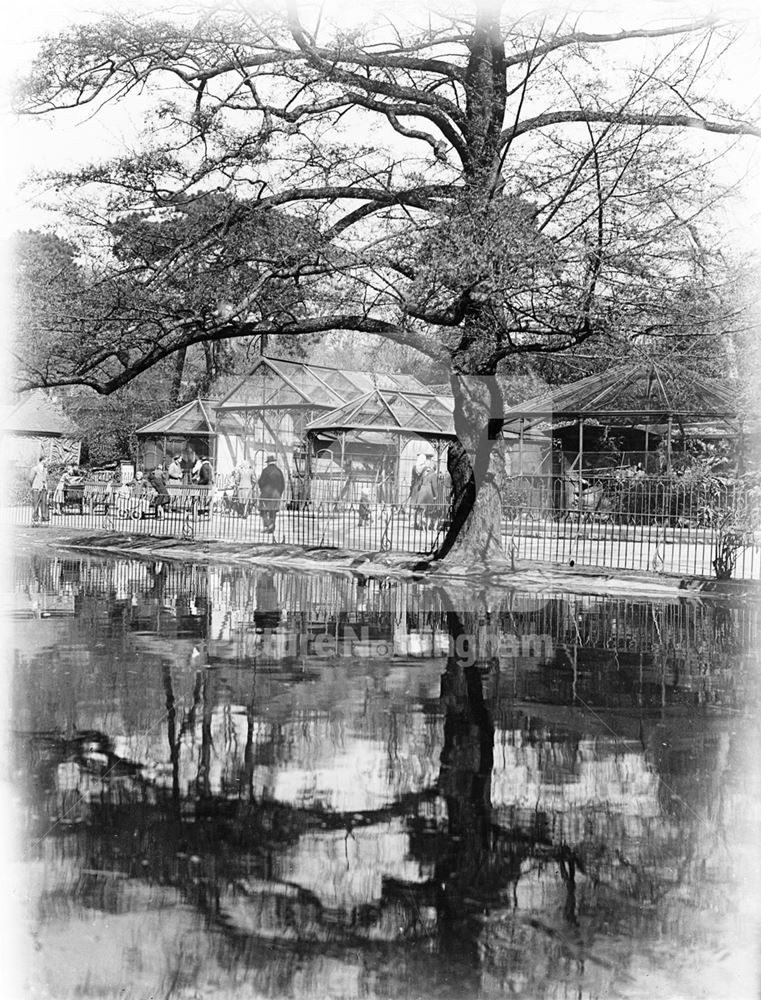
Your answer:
[15,2,760,562]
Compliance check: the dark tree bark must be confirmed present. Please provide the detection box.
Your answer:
[170,346,187,407]
[436,374,506,564]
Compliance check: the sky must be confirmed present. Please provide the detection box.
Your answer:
[2,0,760,238]
[1,0,759,393]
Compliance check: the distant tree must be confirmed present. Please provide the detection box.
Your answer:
[13,215,321,462]
[14,4,761,561]
[68,380,168,467]
[13,230,91,389]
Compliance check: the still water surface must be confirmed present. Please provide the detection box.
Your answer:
[9,551,761,999]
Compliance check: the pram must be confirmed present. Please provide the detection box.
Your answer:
[113,484,164,520]
[569,481,610,520]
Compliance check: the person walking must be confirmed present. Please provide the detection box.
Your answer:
[148,464,170,518]
[416,454,438,529]
[234,459,254,518]
[51,465,74,515]
[258,455,285,534]
[30,456,49,525]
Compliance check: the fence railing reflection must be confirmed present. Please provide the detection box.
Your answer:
[14,549,761,658]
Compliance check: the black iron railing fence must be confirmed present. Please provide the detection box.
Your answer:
[4,473,759,579]
[502,474,761,580]
[3,485,447,555]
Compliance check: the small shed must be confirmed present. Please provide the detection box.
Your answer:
[0,390,82,471]
[135,398,217,477]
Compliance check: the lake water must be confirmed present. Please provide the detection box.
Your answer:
[8,550,761,999]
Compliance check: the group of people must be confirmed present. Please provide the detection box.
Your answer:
[27,449,288,530]
[29,457,88,523]
[163,454,214,487]
[104,454,215,519]
[141,453,286,531]
[28,448,447,534]
[125,455,217,517]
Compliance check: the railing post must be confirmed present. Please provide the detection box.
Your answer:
[577,419,584,536]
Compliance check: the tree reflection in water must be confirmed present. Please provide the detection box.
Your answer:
[437,598,503,974]
[434,589,589,986]
[9,552,761,999]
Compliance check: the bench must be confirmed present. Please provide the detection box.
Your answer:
[83,483,113,513]
[52,481,216,521]
[167,485,214,517]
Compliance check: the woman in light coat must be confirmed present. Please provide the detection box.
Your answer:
[415,457,438,528]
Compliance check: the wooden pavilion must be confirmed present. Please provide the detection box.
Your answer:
[0,389,82,472]
[500,360,740,509]
[135,399,217,479]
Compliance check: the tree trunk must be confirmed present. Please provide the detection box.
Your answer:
[434,372,506,566]
[170,346,187,406]
[202,342,215,393]
[432,7,509,568]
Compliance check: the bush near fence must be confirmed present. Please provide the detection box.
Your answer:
[502,470,756,529]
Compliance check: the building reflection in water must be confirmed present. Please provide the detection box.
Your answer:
[9,551,761,999]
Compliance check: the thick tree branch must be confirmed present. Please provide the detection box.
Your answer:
[16,313,443,394]
[503,19,720,68]
[285,3,468,130]
[503,109,761,145]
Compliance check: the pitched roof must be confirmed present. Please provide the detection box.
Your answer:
[136,398,217,436]
[307,388,456,437]
[216,356,435,411]
[1,390,81,437]
[502,361,738,427]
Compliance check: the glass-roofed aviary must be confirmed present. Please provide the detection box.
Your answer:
[211,357,453,504]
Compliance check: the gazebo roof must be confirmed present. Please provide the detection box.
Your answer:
[216,356,434,411]
[502,361,738,427]
[307,388,456,438]
[1,389,80,437]
[136,398,217,436]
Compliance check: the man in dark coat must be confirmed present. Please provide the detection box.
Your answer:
[197,457,213,486]
[148,465,170,517]
[258,455,285,533]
